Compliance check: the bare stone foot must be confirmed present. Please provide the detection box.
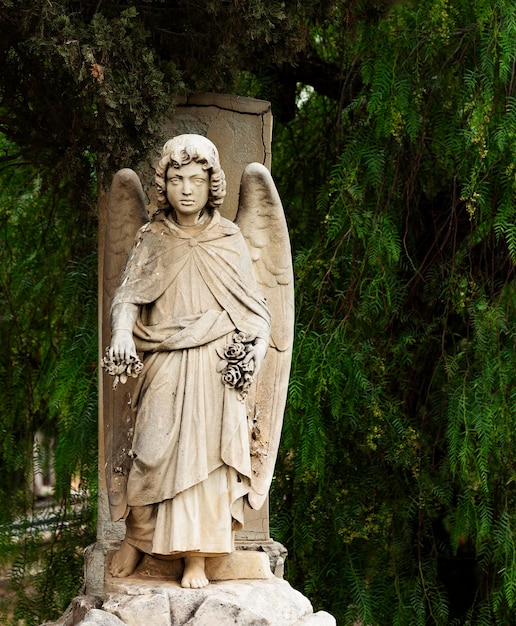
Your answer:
[109,540,142,577]
[181,556,208,588]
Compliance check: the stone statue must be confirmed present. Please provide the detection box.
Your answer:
[102,134,293,589]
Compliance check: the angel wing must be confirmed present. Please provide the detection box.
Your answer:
[236,163,294,510]
[102,169,148,521]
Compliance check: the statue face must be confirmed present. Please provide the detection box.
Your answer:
[166,161,210,225]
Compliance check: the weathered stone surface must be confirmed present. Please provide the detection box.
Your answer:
[78,608,126,625]
[184,594,268,625]
[103,591,171,626]
[40,595,103,626]
[98,577,323,625]
[85,541,123,597]
[206,550,273,581]
[129,552,184,580]
[237,539,288,578]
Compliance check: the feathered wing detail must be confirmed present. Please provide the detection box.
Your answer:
[102,169,148,521]
[236,163,294,510]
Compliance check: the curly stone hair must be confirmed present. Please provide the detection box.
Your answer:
[154,134,226,214]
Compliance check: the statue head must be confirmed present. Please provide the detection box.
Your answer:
[154,134,226,214]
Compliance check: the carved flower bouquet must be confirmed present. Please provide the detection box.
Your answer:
[101,347,144,389]
[217,332,255,402]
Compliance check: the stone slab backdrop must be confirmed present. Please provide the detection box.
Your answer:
[92,93,275,595]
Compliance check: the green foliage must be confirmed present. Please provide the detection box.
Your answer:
[0,137,97,622]
[270,1,516,623]
[1,500,96,625]
[0,1,177,185]
[0,0,338,190]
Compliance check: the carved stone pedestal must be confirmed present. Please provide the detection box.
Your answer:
[105,544,276,585]
[82,538,288,598]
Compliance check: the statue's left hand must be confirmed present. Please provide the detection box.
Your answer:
[243,337,269,375]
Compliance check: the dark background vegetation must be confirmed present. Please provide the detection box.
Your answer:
[2,1,516,624]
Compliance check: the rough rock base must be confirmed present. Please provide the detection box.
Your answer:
[78,577,335,626]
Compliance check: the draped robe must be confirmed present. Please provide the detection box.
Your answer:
[111,210,271,556]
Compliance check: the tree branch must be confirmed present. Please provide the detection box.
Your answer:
[271,50,362,122]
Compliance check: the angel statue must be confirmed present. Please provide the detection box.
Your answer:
[102,134,293,589]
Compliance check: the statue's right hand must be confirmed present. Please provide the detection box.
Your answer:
[109,330,137,361]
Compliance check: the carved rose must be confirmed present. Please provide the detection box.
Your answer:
[101,347,144,390]
[221,341,247,363]
[221,364,242,388]
[217,331,256,401]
